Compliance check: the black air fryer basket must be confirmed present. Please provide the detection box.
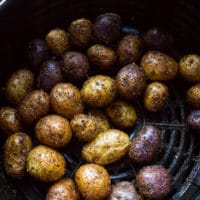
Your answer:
[0,0,200,199]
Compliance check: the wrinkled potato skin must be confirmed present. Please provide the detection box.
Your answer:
[81,75,117,107]
[35,115,72,148]
[75,164,111,200]
[6,69,34,105]
[26,145,66,182]
[187,110,200,130]
[18,90,50,125]
[144,82,169,112]
[187,84,200,108]
[82,129,131,165]
[4,133,32,179]
[46,178,80,200]
[141,51,178,81]
[50,83,84,119]
[179,54,200,82]
[106,100,137,129]
[0,107,23,136]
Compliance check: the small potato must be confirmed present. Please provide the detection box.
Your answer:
[187,83,200,108]
[18,90,50,125]
[141,51,178,81]
[26,145,66,182]
[106,100,137,129]
[129,125,162,163]
[179,54,200,82]
[82,129,131,165]
[0,107,23,136]
[81,75,117,107]
[6,69,34,105]
[46,28,69,56]
[116,63,146,100]
[75,163,111,200]
[50,83,84,119]
[69,18,92,47]
[35,115,72,148]
[70,114,96,142]
[46,178,80,200]
[117,34,143,66]
[187,110,200,130]
[144,82,169,112]
[4,133,32,179]
[87,44,116,70]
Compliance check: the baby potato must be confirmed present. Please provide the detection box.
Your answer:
[81,75,117,107]
[87,44,116,70]
[117,34,143,66]
[187,83,200,108]
[46,178,80,200]
[50,83,84,119]
[75,163,111,200]
[179,54,200,82]
[18,90,50,125]
[116,63,146,100]
[6,69,34,105]
[144,82,169,112]
[69,18,92,47]
[35,115,72,148]
[106,100,137,129]
[141,51,178,81]
[46,28,69,56]
[4,132,32,179]
[26,145,66,182]
[0,107,23,136]
[187,110,200,130]
[82,129,131,165]
[70,114,96,142]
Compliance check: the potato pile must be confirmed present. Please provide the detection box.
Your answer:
[1,12,199,200]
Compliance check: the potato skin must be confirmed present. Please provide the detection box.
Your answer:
[144,82,169,112]
[106,100,137,129]
[136,165,171,199]
[35,115,72,148]
[141,51,178,81]
[187,83,200,108]
[26,145,66,182]
[75,163,111,200]
[6,69,34,105]
[187,110,200,130]
[82,129,131,165]
[46,178,80,200]
[81,75,117,107]
[50,83,84,119]
[4,133,32,179]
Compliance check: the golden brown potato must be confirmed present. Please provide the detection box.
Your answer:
[0,107,23,136]
[4,132,32,179]
[6,69,34,105]
[35,115,72,148]
[81,75,117,107]
[75,163,111,200]
[141,51,178,81]
[187,83,200,108]
[70,114,96,142]
[179,54,200,82]
[46,28,69,56]
[18,90,50,125]
[106,100,137,129]
[50,83,84,119]
[144,82,169,112]
[26,145,66,182]
[46,178,80,200]
[87,44,116,70]
[82,129,131,165]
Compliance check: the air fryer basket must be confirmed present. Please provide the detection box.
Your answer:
[0,0,200,199]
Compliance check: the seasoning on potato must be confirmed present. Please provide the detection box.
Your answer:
[187,110,200,130]
[187,83,200,108]
[75,163,111,200]
[82,129,131,165]
[50,83,84,119]
[4,132,32,179]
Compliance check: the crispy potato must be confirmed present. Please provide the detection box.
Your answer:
[187,83,200,108]
[82,129,131,165]
[187,110,200,130]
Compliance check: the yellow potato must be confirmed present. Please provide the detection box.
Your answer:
[187,83,200,108]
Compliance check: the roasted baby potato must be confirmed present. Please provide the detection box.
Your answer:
[4,132,32,179]
[75,163,111,200]
[187,83,200,108]
[187,110,200,130]
[82,129,131,165]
